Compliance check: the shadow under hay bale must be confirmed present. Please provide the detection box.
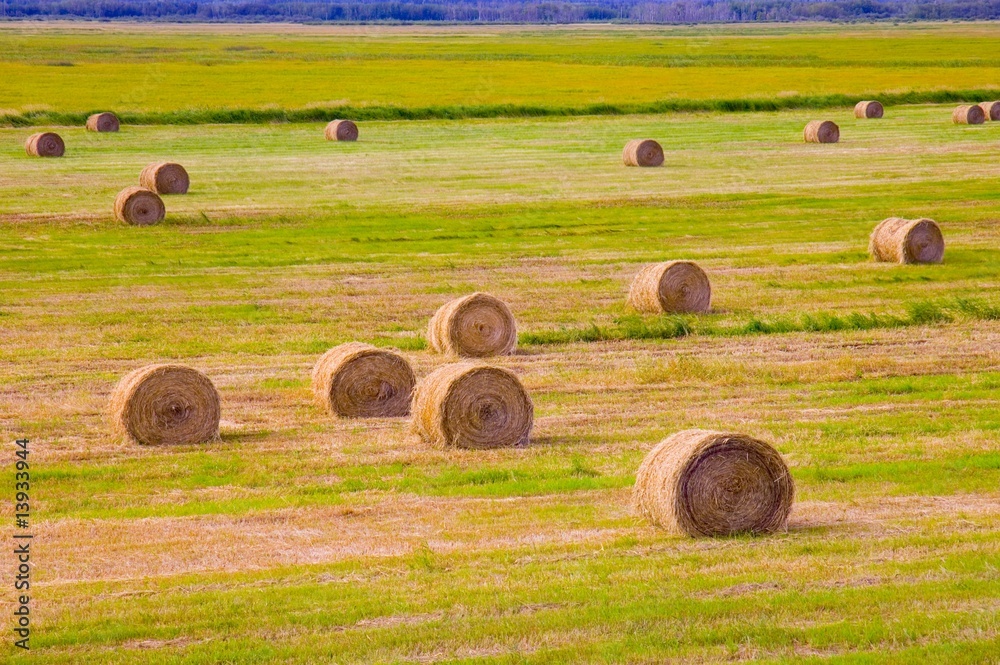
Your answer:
[869,217,944,264]
[628,261,711,314]
[140,162,189,194]
[428,292,517,358]
[952,105,985,125]
[853,101,883,119]
[622,139,664,167]
[25,132,65,157]
[312,342,415,418]
[803,120,839,143]
[114,186,165,226]
[109,364,221,445]
[325,119,359,141]
[86,112,120,132]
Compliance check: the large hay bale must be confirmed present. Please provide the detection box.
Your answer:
[428,292,517,358]
[312,342,415,418]
[86,112,120,132]
[622,139,664,167]
[853,101,884,119]
[632,429,794,537]
[952,105,985,125]
[325,120,359,141]
[803,120,839,143]
[869,217,944,264]
[24,132,65,157]
[109,364,220,445]
[411,363,533,449]
[114,186,165,226]
[628,261,711,314]
[978,101,1000,121]
[140,162,189,194]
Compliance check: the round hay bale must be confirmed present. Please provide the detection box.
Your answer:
[109,364,220,445]
[114,186,165,226]
[622,139,664,167]
[869,217,944,264]
[803,120,839,143]
[24,132,65,157]
[140,162,189,195]
[632,429,794,537]
[325,119,359,141]
[428,292,517,358]
[311,342,415,418]
[952,105,985,125]
[853,101,884,119]
[86,112,120,132]
[978,101,1000,121]
[628,261,711,314]
[411,363,533,450]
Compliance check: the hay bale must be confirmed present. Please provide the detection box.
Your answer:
[632,429,794,537]
[109,364,220,445]
[622,139,664,167]
[428,292,517,358]
[978,101,1000,121]
[628,261,711,314]
[803,120,839,143]
[24,132,65,157]
[325,120,359,141]
[869,217,944,264]
[411,363,533,449]
[114,186,165,226]
[140,162,189,194]
[952,105,985,125]
[311,342,415,418]
[853,101,884,119]
[86,112,120,132]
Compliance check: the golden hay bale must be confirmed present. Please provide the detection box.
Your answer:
[140,162,190,194]
[978,101,1000,121]
[24,132,65,157]
[85,112,120,132]
[411,363,533,450]
[114,186,165,226]
[869,217,944,264]
[632,429,794,537]
[325,119,359,141]
[428,292,517,358]
[952,105,985,125]
[803,120,839,143]
[108,364,220,445]
[311,342,416,418]
[622,139,664,167]
[853,100,884,119]
[628,261,711,314]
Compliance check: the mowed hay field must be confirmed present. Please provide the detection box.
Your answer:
[3,23,1000,664]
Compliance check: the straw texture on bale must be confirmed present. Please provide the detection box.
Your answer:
[869,217,944,264]
[24,132,64,157]
[978,101,1000,121]
[803,120,839,143]
[86,112,120,132]
[325,119,359,141]
[622,139,664,167]
[140,162,190,194]
[952,105,985,125]
[109,364,220,445]
[411,363,533,450]
[428,292,517,358]
[628,261,711,314]
[853,101,884,119]
[114,186,165,226]
[311,342,415,418]
[632,429,794,537]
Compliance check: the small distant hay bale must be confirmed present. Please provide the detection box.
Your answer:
[869,217,944,264]
[803,120,839,143]
[325,119,359,141]
[140,162,190,194]
[428,292,517,358]
[632,429,794,537]
[311,342,415,418]
[109,364,220,445]
[25,132,65,157]
[628,261,711,314]
[622,139,664,167]
[952,105,985,125]
[411,363,533,450]
[86,112,120,132]
[853,101,884,119]
[114,186,165,226]
[978,101,1000,121]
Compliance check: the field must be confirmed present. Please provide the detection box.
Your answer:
[3,21,1000,664]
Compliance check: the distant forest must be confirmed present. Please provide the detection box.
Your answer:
[3,0,1000,23]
